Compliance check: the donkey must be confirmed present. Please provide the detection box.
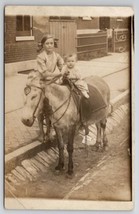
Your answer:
[21,71,110,176]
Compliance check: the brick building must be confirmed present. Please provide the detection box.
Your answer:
[5,15,130,74]
[5,15,37,63]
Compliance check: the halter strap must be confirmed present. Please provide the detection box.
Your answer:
[32,90,43,119]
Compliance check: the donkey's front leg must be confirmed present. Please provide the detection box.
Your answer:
[36,113,45,143]
[67,125,76,176]
[55,127,64,171]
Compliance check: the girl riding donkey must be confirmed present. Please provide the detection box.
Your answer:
[31,34,64,142]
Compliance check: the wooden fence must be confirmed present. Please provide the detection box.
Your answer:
[76,31,108,60]
[111,29,130,53]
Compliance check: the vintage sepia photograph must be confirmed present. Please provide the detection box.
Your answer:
[4,6,134,210]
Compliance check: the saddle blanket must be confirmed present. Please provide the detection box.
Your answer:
[71,84,107,122]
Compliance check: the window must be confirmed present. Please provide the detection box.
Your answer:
[16,15,32,36]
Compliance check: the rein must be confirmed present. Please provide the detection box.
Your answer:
[44,74,62,85]
[52,90,72,125]
[44,76,73,125]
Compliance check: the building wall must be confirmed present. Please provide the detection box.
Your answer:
[76,17,99,29]
[5,16,37,63]
[33,16,50,43]
[5,16,130,64]
[110,17,130,29]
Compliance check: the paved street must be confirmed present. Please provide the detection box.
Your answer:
[78,52,129,78]
[5,52,130,154]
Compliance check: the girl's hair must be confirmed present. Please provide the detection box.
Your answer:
[64,53,77,62]
[37,34,58,52]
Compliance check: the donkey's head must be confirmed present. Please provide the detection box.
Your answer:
[21,71,45,127]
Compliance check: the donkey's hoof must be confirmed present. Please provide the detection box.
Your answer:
[66,171,74,179]
[45,134,55,143]
[104,145,109,151]
[94,141,104,152]
[45,135,51,142]
[55,166,61,170]
[93,145,101,152]
[91,145,97,151]
[55,165,65,171]
[54,170,61,175]
[33,135,44,143]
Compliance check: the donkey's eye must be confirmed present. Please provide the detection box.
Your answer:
[24,86,31,96]
[31,95,37,100]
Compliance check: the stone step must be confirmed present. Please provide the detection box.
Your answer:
[5,179,17,194]
[15,166,30,180]
[21,159,38,177]
[115,108,125,120]
[16,166,33,181]
[51,148,59,156]
[30,158,46,172]
[35,155,49,167]
[109,117,118,127]
[11,169,26,182]
[88,125,97,135]
[45,149,58,160]
[6,173,20,186]
[38,151,53,164]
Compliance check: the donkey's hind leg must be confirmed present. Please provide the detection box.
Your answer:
[101,118,109,151]
[95,122,102,150]
[67,125,76,176]
[54,127,64,171]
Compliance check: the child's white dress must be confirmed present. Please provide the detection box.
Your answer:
[62,65,89,98]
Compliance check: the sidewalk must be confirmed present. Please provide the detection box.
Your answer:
[78,52,129,79]
[5,52,130,154]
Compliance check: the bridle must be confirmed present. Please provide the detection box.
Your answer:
[24,84,45,119]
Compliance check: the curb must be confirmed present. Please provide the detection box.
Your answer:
[110,89,129,112]
[5,139,57,174]
[5,90,129,174]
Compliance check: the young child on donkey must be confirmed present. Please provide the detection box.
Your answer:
[61,53,89,98]
[61,53,89,134]
[35,34,64,142]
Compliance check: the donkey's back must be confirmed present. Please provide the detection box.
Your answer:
[85,75,110,105]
